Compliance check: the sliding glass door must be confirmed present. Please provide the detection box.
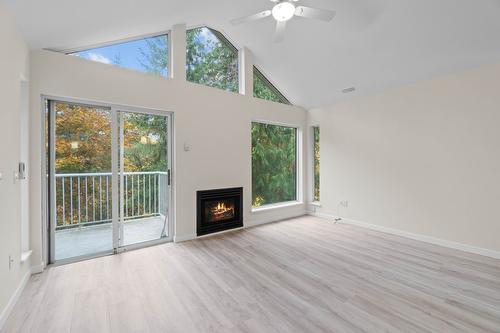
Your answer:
[48,99,172,263]
[118,110,171,247]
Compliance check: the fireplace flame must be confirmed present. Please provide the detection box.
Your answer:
[210,201,234,221]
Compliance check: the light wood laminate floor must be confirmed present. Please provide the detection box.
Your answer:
[3,216,500,333]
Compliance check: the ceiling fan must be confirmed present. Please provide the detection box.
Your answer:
[230,0,336,42]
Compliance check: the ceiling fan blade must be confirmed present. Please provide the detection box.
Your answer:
[230,10,272,25]
[295,6,336,22]
[274,20,286,43]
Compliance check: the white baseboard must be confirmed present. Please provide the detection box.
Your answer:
[173,211,306,242]
[173,233,196,242]
[246,210,307,228]
[0,270,31,330]
[307,211,339,221]
[31,262,45,274]
[308,212,500,260]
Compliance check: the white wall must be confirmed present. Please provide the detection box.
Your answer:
[0,4,31,326]
[308,63,500,253]
[29,49,307,268]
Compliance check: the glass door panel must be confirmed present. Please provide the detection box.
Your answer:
[51,101,114,261]
[48,100,172,263]
[118,111,170,247]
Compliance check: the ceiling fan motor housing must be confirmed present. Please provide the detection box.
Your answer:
[272,1,296,22]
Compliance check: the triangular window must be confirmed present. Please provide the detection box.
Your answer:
[253,67,291,104]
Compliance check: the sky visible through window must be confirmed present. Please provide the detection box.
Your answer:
[71,35,168,77]
[186,27,239,92]
[194,27,220,49]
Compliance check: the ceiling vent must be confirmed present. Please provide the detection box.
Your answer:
[342,87,356,93]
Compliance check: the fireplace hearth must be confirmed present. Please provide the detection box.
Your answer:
[197,187,243,236]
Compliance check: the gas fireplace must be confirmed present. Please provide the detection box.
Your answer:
[197,187,243,236]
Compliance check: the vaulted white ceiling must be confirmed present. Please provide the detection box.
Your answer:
[4,0,500,108]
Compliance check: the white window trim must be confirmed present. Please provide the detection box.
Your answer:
[251,201,303,213]
[251,119,303,211]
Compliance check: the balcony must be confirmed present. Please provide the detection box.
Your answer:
[54,171,168,260]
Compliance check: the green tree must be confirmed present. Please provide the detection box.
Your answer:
[139,36,168,76]
[313,127,320,201]
[253,68,289,104]
[252,123,297,207]
[55,102,112,173]
[122,113,168,172]
[186,27,239,92]
[55,102,168,174]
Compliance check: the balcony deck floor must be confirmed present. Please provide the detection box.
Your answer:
[55,216,167,261]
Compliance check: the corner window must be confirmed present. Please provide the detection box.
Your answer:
[312,126,320,202]
[252,122,297,208]
[186,27,239,92]
[70,34,169,77]
[253,67,290,105]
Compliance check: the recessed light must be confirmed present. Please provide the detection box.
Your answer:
[342,87,356,93]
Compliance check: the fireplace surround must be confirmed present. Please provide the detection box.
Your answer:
[197,187,243,236]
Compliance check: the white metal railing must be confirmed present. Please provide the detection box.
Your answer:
[55,171,168,230]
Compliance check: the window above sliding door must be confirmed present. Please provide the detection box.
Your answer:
[69,34,169,77]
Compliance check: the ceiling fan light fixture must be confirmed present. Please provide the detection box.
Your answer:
[272,2,296,22]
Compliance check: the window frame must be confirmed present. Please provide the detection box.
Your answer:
[253,66,291,105]
[251,120,302,212]
[57,30,172,78]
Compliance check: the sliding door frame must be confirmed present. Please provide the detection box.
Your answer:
[42,95,175,265]
[115,107,174,252]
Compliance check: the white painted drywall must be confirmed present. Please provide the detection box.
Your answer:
[0,4,31,326]
[28,48,307,268]
[308,63,500,252]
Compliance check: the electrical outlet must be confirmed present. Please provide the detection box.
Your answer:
[340,200,349,208]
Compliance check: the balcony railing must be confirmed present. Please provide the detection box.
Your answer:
[55,171,168,230]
